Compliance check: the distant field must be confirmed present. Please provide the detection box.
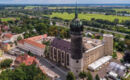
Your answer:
[48,7,87,9]
[50,12,130,22]
[1,17,20,22]
[114,9,130,13]
[24,6,40,9]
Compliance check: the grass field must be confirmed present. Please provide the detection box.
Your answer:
[1,17,20,22]
[50,12,130,22]
[24,6,40,9]
[114,9,130,13]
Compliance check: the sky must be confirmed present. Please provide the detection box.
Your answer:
[0,0,130,4]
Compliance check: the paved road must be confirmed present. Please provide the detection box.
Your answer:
[37,56,68,80]
[85,26,128,36]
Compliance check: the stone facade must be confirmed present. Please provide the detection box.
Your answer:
[83,44,104,69]
[103,34,113,56]
[47,34,113,71]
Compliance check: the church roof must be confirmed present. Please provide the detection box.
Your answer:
[51,38,71,53]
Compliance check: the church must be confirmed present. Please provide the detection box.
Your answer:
[46,5,113,78]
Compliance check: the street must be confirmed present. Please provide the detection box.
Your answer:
[3,53,68,80]
[37,56,69,80]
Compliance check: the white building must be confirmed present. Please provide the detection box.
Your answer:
[18,35,47,56]
[3,33,24,42]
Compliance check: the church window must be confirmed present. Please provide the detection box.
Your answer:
[76,60,79,63]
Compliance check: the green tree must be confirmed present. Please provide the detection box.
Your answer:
[112,52,117,59]
[95,74,100,80]
[17,36,22,41]
[66,72,76,80]
[79,71,87,80]
[86,71,93,80]
[0,64,49,80]
[28,51,34,56]
[0,59,13,69]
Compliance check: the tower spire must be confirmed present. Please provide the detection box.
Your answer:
[75,0,78,18]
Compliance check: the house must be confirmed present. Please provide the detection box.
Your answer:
[14,54,38,66]
[14,54,59,80]
[0,40,14,52]
[3,33,23,42]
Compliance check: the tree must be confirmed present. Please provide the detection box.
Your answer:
[86,71,93,80]
[124,51,130,63]
[95,74,100,80]
[0,64,49,80]
[52,21,56,26]
[0,59,13,69]
[125,35,130,49]
[66,72,76,80]
[79,71,87,80]
[17,36,22,41]
[114,19,119,25]
[112,52,117,59]
[28,51,34,56]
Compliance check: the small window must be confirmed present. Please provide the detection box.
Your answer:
[76,60,79,63]
[76,70,78,72]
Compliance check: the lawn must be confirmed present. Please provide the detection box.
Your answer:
[114,9,130,13]
[1,17,20,22]
[50,12,130,22]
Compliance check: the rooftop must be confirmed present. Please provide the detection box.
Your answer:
[4,33,13,38]
[51,37,103,53]
[18,35,47,49]
[24,39,45,48]
[15,54,37,66]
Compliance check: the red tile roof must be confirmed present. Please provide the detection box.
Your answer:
[24,39,45,48]
[18,39,25,44]
[27,34,47,41]
[27,35,43,41]
[18,35,46,49]
[15,54,37,66]
[4,33,13,38]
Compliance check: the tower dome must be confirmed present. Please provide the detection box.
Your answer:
[70,6,83,34]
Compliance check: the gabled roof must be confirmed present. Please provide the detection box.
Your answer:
[27,34,47,41]
[15,54,37,66]
[4,33,13,38]
[24,39,45,48]
[51,38,71,53]
[18,35,46,49]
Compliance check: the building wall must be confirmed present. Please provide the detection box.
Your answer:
[17,42,45,56]
[83,44,105,69]
[48,46,70,68]
[103,34,113,56]
[4,34,24,42]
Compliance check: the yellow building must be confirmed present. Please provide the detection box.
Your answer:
[0,40,14,52]
[0,49,3,57]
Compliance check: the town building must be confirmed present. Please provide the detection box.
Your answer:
[48,34,113,72]
[2,33,24,42]
[46,6,114,78]
[0,40,14,52]
[14,54,38,66]
[17,34,54,56]
[14,54,59,80]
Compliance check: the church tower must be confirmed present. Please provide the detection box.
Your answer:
[70,1,84,78]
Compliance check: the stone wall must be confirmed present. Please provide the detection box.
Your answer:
[83,44,105,69]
